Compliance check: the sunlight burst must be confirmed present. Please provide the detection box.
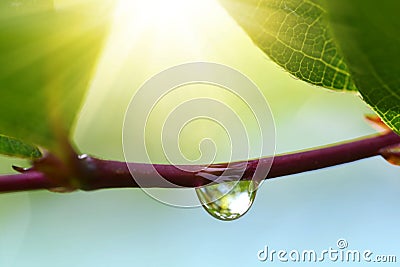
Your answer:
[112,0,219,55]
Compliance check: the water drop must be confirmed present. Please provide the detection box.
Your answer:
[195,180,257,221]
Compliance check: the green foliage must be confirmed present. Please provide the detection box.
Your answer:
[0,0,114,154]
[218,0,356,91]
[0,135,41,159]
[219,0,400,135]
[325,0,400,135]
[0,0,398,159]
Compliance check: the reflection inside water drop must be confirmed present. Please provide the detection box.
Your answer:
[195,181,257,221]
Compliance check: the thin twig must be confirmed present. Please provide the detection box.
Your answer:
[0,131,399,193]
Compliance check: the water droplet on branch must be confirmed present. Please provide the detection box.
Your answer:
[195,180,257,221]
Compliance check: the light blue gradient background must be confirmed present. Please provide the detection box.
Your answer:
[0,0,399,266]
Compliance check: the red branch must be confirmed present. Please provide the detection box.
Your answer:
[0,131,399,193]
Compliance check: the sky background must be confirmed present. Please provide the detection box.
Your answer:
[0,0,399,266]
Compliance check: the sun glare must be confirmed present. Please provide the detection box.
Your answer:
[76,0,230,141]
[115,0,196,30]
[85,0,225,92]
[111,0,220,54]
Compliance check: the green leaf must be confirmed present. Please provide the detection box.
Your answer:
[0,135,41,159]
[325,1,400,135]
[0,0,115,152]
[218,0,356,91]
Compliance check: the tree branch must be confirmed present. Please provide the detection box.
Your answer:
[0,131,399,193]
